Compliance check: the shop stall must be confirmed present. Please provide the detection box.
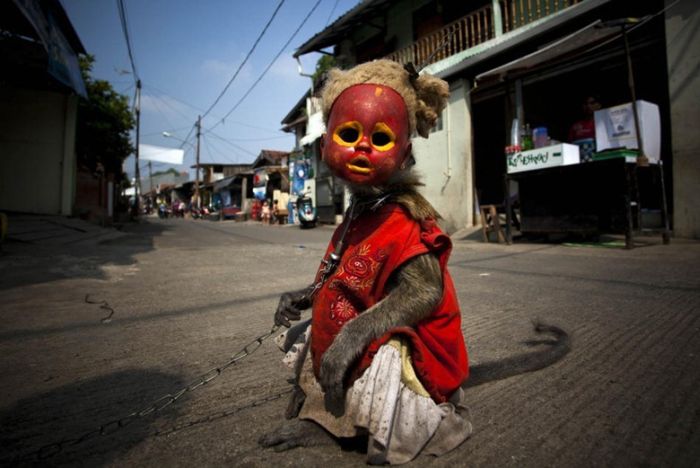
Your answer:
[473,16,671,248]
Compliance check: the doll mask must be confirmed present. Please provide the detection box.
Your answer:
[322,84,411,186]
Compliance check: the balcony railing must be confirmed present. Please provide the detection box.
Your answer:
[385,0,583,68]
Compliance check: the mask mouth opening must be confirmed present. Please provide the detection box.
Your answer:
[346,155,373,174]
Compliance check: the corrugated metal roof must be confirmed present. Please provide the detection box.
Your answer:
[294,0,392,57]
[474,19,622,83]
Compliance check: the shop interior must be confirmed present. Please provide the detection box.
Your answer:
[470,8,673,239]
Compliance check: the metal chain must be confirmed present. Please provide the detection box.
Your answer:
[152,387,293,438]
[13,324,281,462]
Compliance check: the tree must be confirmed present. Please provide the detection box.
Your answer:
[152,168,182,177]
[76,55,134,180]
[312,54,337,85]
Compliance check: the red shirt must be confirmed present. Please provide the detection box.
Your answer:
[568,118,595,142]
[310,203,469,403]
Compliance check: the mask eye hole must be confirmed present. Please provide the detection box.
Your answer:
[371,122,396,151]
[371,132,391,147]
[332,121,362,147]
[338,127,359,143]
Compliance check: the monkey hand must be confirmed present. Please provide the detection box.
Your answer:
[319,326,366,417]
[274,287,313,328]
[319,349,348,417]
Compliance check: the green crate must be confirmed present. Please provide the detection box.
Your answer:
[592,149,639,161]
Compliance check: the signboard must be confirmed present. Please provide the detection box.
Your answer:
[139,144,184,165]
[507,143,580,174]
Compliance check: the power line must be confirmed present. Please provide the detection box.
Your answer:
[147,92,180,132]
[225,135,290,142]
[207,0,323,132]
[201,0,286,120]
[142,85,283,134]
[203,136,240,165]
[116,0,139,81]
[206,131,257,157]
[178,123,197,151]
[325,0,341,26]
[143,84,211,115]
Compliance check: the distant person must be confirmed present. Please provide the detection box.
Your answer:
[272,199,279,225]
[568,95,602,142]
[261,200,271,224]
[569,95,602,161]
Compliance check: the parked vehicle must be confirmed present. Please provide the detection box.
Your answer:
[296,191,317,228]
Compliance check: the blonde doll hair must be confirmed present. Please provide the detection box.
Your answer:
[321,59,449,138]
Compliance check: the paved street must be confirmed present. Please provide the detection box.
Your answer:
[1,216,699,467]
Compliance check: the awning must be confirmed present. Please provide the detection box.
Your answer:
[475,20,622,84]
[12,0,87,97]
[213,176,239,192]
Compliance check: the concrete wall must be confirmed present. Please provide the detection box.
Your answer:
[665,0,700,238]
[0,87,77,215]
[413,79,474,233]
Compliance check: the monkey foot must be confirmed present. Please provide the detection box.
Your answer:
[258,419,334,452]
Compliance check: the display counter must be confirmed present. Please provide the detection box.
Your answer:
[506,143,580,174]
[505,154,670,248]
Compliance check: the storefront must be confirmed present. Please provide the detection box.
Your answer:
[469,2,673,246]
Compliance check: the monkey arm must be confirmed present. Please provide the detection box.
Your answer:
[319,252,443,415]
[275,284,316,328]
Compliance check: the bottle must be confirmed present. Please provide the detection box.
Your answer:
[521,123,533,150]
[511,118,520,146]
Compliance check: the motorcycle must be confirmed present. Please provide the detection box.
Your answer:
[157,203,170,219]
[296,192,317,229]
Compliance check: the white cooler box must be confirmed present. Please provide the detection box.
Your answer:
[594,100,660,162]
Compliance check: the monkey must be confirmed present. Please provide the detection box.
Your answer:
[258,60,569,464]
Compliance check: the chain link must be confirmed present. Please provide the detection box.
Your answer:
[10,324,282,462]
[152,388,293,438]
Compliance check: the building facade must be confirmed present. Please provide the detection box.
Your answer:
[290,0,699,237]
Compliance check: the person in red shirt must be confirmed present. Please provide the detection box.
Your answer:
[260,60,472,464]
[568,94,602,142]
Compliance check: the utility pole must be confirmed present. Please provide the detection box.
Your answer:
[621,23,648,167]
[195,115,201,209]
[133,78,142,217]
[148,160,153,196]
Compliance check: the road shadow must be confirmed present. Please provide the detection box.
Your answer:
[0,218,169,291]
[0,368,186,466]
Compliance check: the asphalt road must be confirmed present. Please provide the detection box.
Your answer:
[1,217,699,466]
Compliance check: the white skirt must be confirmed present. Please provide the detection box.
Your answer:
[276,326,472,465]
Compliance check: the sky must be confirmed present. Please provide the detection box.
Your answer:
[59,0,359,180]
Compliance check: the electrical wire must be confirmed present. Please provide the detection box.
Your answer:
[207,0,324,133]
[206,131,257,157]
[201,0,286,120]
[203,136,240,164]
[146,93,180,132]
[178,123,197,150]
[225,135,290,142]
[116,0,139,81]
[325,0,341,26]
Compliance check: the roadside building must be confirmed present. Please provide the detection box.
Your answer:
[1,0,87,217]
[290,0,699,238]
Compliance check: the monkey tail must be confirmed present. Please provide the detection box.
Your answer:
[462,320,571,389]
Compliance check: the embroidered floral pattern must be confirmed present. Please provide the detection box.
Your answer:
[329,243,385,294]
[345,254,371,277]
[329,295,357,325]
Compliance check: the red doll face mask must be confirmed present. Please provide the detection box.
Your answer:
[322,84,411,186]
